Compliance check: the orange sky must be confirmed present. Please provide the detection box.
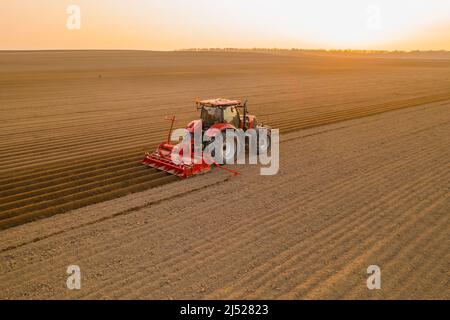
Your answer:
[1,0,449,51]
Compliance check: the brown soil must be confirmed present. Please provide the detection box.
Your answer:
[1,51,450,228]
[0,102,448,299]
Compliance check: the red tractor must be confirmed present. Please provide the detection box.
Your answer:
[142,98,271,178]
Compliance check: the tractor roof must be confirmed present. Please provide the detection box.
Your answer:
[199,98,241,107]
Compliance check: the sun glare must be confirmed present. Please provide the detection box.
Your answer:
[0,0,449,50]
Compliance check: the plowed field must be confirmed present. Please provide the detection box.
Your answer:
[1,51,450,229]
[0,102,448,299]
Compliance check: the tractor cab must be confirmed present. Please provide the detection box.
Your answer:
[197,98,251,129]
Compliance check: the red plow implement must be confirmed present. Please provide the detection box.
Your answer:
[142,143,212,178]
[142,116,213,178]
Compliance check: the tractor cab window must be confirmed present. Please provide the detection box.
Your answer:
[201,106,222,126]
[223,106,240,127]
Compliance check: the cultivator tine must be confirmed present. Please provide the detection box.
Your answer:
[143,147,187,178]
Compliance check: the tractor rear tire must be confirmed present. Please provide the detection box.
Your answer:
[210,131,237,165]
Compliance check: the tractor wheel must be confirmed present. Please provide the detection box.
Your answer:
[210,131,237,164]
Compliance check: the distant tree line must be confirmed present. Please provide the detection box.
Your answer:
[176,48,449,54]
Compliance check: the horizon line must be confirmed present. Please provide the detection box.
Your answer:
[1,48,450,53]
